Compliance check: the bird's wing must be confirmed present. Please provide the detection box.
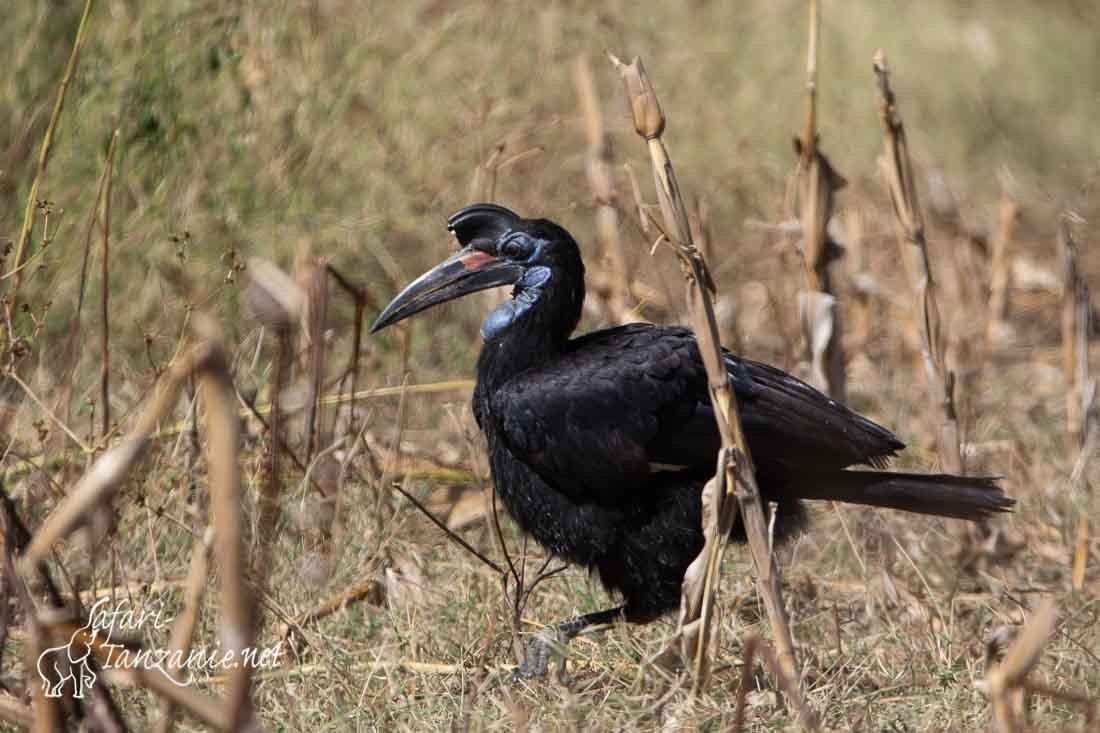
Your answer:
[723,356,904,472]
[489,324,701,503]
[489,324,903,504]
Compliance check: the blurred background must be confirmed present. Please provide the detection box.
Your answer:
[3,0,1098,380]
[2,1,1099,729]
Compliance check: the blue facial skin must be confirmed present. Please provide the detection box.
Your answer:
[481,255,551,341]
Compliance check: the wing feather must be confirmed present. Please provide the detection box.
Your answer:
[487,324,904,505]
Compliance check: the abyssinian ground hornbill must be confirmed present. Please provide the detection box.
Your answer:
[371,203,1013,676]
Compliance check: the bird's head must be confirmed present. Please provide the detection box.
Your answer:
[370,204,584,340]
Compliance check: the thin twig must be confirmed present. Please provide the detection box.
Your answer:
[386,480,503,576]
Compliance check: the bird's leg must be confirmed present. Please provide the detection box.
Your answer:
[516,606,625,680]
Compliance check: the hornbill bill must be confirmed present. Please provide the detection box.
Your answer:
[371,203,1013,676]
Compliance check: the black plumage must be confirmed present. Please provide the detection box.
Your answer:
[371,204,1013,674]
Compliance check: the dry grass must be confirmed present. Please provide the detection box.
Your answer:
[1,1,1099,730]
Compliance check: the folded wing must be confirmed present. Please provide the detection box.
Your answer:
[488,323,905,504]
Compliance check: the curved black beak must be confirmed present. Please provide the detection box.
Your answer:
[370,247,523,333]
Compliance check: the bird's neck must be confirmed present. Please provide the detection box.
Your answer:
[476,265,583,390]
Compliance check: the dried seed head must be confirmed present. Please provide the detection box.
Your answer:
[608,53,665,140]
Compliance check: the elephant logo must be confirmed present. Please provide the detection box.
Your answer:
[37,623,99,699]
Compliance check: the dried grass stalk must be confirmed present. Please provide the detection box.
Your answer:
[795,0,847,401]
[154,378,473,440]
[873,50,962,475]
[609,52,801,699]
[99,126,120,439]
[574,54,632,324]
[60,120,122,435]
[4,0,94,324]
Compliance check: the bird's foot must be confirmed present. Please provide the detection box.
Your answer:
[513,607,625,682]
[515,626,571,681]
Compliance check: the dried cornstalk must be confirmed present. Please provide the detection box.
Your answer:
[795,0,847,401]
[980,598,1057,733]
[247,257,304,585]
[873,50,962,475]
[986,194,1019,346]
[153,527,213,733]
[191,313,258,730]
[326,263,372,435]
[574,54,632,324]
[609,53,802,701]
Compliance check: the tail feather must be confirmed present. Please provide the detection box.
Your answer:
[791,470,1014,521]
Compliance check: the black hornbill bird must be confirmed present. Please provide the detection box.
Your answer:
[371,203,1013,676]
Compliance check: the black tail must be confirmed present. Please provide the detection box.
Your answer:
[791,470,1014,521]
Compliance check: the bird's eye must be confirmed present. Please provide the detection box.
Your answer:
[500,235,529,259]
